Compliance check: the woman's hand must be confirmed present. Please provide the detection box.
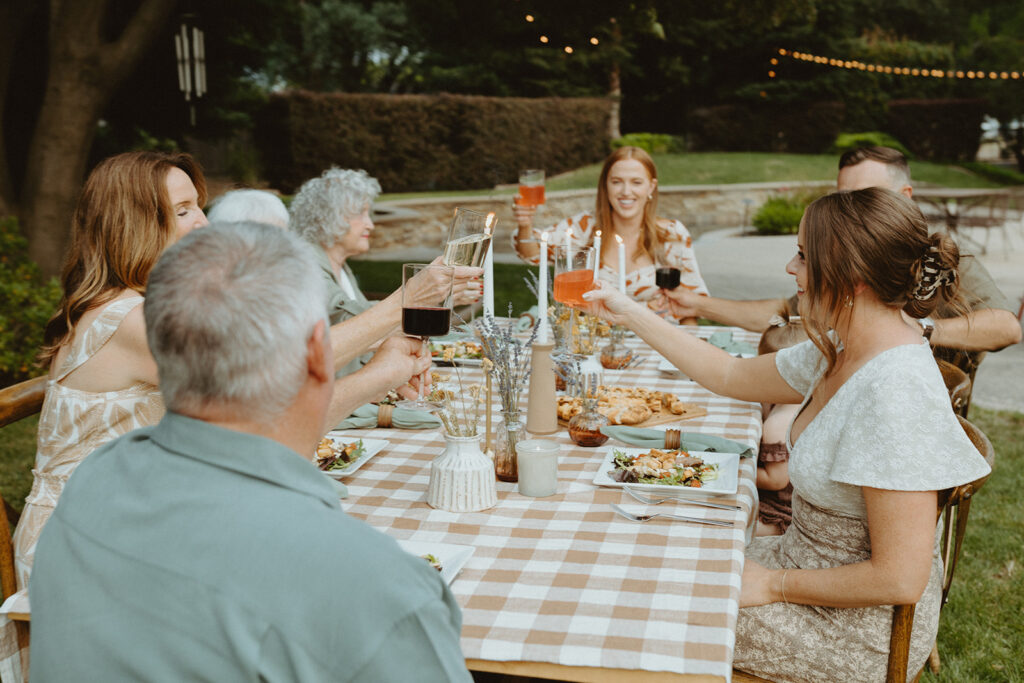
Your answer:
[739,560,782,607]
[662,287,704,320]
[579,281,645,327]
[405,257,483,308]
[452,276,483,307]
[512,200,536,230]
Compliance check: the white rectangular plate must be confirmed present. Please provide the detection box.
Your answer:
[592,447,739,496]
[395,539,474,585]
[316,435,389,479]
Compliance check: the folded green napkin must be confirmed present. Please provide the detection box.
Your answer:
[333,403,441,430]
[708,330,757,357]
[600,425,755,458]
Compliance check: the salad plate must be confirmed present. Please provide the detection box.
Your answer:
[314,435,389,479]
[429,339,484,366]
[592,447,739,496]
[395,539,474,585]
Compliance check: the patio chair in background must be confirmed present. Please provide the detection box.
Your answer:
[734,415,995,683]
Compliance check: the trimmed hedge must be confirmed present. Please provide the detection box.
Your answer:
[688,102,845,154]
[257,91,612,193]
[886,99,986,162]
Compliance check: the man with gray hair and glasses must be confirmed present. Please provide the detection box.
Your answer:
[29,222,471,682]
[663,146,1021,366]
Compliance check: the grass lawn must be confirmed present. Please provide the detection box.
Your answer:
[379,152,1004,201]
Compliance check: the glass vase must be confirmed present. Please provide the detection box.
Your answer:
[568,396,609,447]
[494,409,525,482]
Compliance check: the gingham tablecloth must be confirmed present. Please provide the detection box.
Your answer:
[337,327,763,682]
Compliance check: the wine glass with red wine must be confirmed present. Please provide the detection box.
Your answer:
[396,263,455,411]
[655,267,681,290]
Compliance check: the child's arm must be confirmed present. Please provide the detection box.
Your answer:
[757,459,789,491]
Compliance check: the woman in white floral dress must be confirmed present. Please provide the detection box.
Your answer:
[14,151,209,591]
[512,146,708,322]
[580,187,991,682]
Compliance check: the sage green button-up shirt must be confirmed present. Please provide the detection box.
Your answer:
[30,413,470,683]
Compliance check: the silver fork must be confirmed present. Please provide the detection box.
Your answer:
[624,486,742,511]
[610,503,734,527]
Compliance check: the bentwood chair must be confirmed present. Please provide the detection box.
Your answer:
[936,359,971,418]
[734,415,995,683]
[0,375,46,638]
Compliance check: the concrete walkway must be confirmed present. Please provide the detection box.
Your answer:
[692,225,1024,414]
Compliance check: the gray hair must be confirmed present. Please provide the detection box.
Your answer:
[145,221,327,421]
[207,189,290,229]
[289,167,381,248]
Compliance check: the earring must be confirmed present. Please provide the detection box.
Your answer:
[845,296,854,308]
[648,194,654,200]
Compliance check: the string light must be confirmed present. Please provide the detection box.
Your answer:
[564,46,573,54]
[590,37,599,45]
[774,48,1022,80]
[539,35,548,44]
[525,14,534,22]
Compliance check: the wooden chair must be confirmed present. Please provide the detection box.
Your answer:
[735,415,994,683]
[936,359,971,418]
[0,375,46,640]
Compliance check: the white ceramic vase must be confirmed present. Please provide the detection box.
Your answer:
[427,433,497,512]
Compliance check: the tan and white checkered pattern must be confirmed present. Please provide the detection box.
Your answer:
[338,327,763,681]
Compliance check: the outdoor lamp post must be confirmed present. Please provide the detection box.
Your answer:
[174,16,206,126]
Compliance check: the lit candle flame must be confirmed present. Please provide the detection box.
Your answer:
[614,234,623,245]
[596,229,602,237]
[541,231,549,243]
[485,212,496,234]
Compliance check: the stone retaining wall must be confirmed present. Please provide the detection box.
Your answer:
[367,181,833,257]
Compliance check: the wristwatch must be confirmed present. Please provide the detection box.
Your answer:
[919,316,935,342]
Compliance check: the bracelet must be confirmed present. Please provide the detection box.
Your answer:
[781,570,790,604]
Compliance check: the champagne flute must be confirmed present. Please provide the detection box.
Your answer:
[396,263,455,412]
[443,207,494,268]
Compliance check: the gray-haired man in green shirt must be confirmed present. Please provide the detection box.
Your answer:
[30,221,471,682]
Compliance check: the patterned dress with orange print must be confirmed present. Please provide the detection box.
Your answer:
[512,210,708,318]
[12,297,164,590]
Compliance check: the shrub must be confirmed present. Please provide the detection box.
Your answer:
[0,217,61,386]
[257,91,611,193]
[831,132,911,157]
[752,189,825,235]
[611,133,684,154]
[886,99,986,161]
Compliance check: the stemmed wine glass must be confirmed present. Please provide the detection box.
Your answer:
[396,263,455,412]
[443,207,494,268]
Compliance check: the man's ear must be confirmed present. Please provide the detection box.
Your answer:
[901,185,913,199]
[306,319,330,384]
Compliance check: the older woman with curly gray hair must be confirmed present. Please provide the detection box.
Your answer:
[291,167,482,375]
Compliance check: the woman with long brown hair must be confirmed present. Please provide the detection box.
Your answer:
[580,187,990,680]
[14,151,208,589]
[512,146,707,321]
